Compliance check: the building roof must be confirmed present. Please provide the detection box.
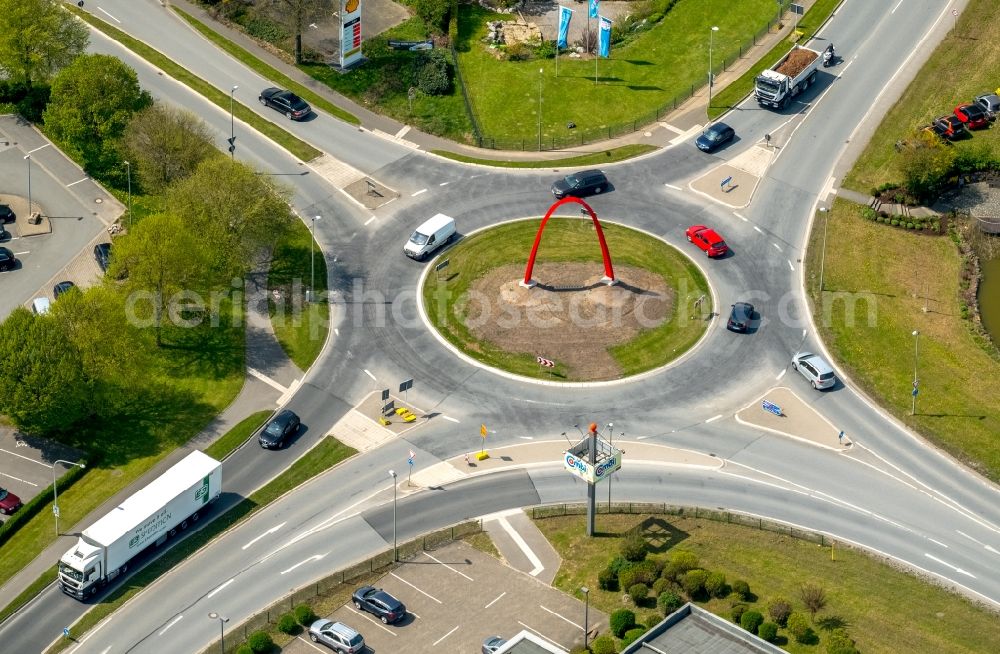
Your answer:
[621,603,786,654]
[495,630,566,654]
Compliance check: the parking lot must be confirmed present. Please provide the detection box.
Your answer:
[0,427,86,521]
[284,540,606,654]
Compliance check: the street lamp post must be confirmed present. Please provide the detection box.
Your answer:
[208,612,229,654]
[581,586,590,649]
[53,460,86,536]
[708,26,720,108]
[912,330,920,415]
[310,215,320,302]
[123,160,132,226]
[229,85,238,159]
[24,154,32,218]
[537,68,544,151]
[389,470,398,561]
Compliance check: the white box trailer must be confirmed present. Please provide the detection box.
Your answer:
[58,450,221,599]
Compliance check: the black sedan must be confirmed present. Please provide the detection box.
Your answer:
[53,281,76,299]
[94,243,112,273]
[0,246,16,272]
[550,169,609,199]
[695,122,735,152]
[727,302,755,332]
[352,586,406,624]
[258,409,300,449]
[0,204,14,223]
[259,88,311,120]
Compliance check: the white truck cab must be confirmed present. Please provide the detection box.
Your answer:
[404,213,456,261]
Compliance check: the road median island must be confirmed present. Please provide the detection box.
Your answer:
[735,386,845,450]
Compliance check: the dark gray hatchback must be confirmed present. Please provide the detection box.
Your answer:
[551,169,609,199]
[259,409,300,449]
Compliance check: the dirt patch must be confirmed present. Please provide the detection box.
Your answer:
[776,48,818,77]
[462,262,672,380]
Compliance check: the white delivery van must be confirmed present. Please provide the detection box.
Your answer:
[403,213,456,260]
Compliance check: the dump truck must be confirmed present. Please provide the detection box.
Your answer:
[755,44,822,109]
[58,451,221,599]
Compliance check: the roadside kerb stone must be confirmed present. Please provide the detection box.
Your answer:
[735,386,849,450]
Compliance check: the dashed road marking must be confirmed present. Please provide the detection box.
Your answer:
[411,189,427,197]
[67,177,89,187]
[773,242,782,252]
[753,225,763,234]
[364,216,376,226]
[205,578,234,599]
[157,615,182,636]
[705,414,722,423]
[442,415,460,423]
[787,259,794,271]
[664,183,682,191]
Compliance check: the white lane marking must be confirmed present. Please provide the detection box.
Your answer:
[705,414,722,423]
[891,0,905,13]
[519,436,534,440]
[158,615,183,635]
[363,369,377,381]
[67,177,89,187]
[924,553,975,578]
[664,183,682,191]
[348,607,398,634]
[98,7,122,23]
[280,554,323,574]
[27,144,50,154]
[956,530,1000,555]
[364,216,376,226]
[422,551,474,581]
[242,522,287,550]
[247,367,287,393]
[205,578,235,599]
[753,225,763,234]
[390,571,443,603]
[927,538,948,548]
[733,212,748,222]
[540,605,582,629]
[411,188,427,197]
[496,516,544,576]
[775,369,787,381]
[787,259,794,271]
[334,328,340,336]
[0,448,53,467]
[802,329,807,338]
[772,242,782,252]
[442,415,460,423]
[432,625,460,646]
[484,592,506,609]
[439,181,450,186]
[395,125,411,138]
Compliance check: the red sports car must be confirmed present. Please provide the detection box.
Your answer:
[685,225,729,257]
[953,103,991,130]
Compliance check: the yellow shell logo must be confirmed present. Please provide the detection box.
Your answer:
[345,0,359,12]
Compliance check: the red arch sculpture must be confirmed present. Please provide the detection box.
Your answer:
[522,196,616,287]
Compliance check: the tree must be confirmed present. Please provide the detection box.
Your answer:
[166,158,293,283]
[0,0,88,88]
[43,54,151,171]
[897,129,955,201]
[0,307,91,434]
[412,0,450,33]
[799,583,827,620]
[270,0,333,64]
[123,104,216,194]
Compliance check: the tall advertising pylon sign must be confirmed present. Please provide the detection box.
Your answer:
[340,0,364,69]
[564,423,622,536]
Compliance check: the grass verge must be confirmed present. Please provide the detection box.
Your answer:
[171,7,359,126]
[429,144,658,168]
[709,0,843,120]
[46,436,357,654]
[803,200,1000,481]
[421,218,710,381]
[536,512,1000,653]
[67,6,322,163]
[268,218,330,371]
[202,410,272,461]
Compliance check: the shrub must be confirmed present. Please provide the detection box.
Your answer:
[412,0,451,33]
[535,39,557,59]
[621,529,648,562]
[628,583,649,604]
[861,206,877,220]
[758,621,778,642]
[705,571,727,598]
[244,17,287,44]
[651,577,671,596]
[731,579,751,600]
[246,631,273,653]
[664,550,699,581]
[787,612,815,643]
[799,584,828,619]
[767,597,792,626]
[505,41,533,61]
[622,627,646,646]
[681,569,708,597]
[740,610,764,634]
[610,608,636,638]
[608,555,631,577]
[590,634,617,654]
[891,219,899,226]
[236,646,253,654]
[294,604,316,625]
[277,612,299,634]
[731,603,748,624]
[826,628,860,654]
[898,138,955,201]
[415,51,451,96]
[599,566,619,591]
[906,222,915,229]
[657,591,683,615]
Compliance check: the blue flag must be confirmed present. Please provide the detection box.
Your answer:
[589,0,600,19]
[557,6,573,49]
[598,15,612,58]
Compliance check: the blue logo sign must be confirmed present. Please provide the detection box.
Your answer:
[761,400,782,416]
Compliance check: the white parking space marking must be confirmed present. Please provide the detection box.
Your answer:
[247,367,287,393]
[0,448,53,468]
[157,615,182,635]
[98,7,122,23]
[67,177,89,187]
[442,415,460,423]
[297,635,329,653]
[431,625,460,646]
[663,183,682,191]
[205,578,235,599]
[390,571,443,603]
[497,516,544,576]
[517,620,562,645]
[243,522,286,550]
[411,189,427,197]
[421,551,474,581]
[753,225,763,234]
[776,369,787,381]
[347,607,398,634]
[705,414,722,423]
[14,251,29,256]
[27,144,50,154]
[484,591,506,609]
[280,554,323,574]
[0,473,37,486]
[540,605,582,629]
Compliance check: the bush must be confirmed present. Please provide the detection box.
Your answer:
[861,206,877,220]
[535,39,557,59]
[590,634,617,654]
[246,631,273,653]
[705,571,727,598]
[681,569,708,597]
[787,612,815,644]
[621,529,648,562]
[244,16,287,44]
[415,51,451,96]
[758,621,778,642]
[906,222,915,229]
[767,597,792,626]
[608,555,631,577]
[294,604,316,625]
[826,628,860,654]
[740,610,764,634]
[628,583,649,604]
[731,603,748,624]
[277,613,298,634]
[599,566,619,591]
[620,560,658,588]
[657,591,683,615]
[622,627,646,646]
[505,41,533,61]
[412,0,451,33]
[236,646,253,654]
[651,577,671,596]
[664,550,699,581]
[731,579,751,600]
[610,608,636,638]
[891,219,899,226]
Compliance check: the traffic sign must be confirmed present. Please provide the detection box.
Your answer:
[761,400,782,417]
[480,424,488,438]
[407,449,415,466]
[63,628,70,638]
[382,388,390,401]
[399,378,413,392]
[53,505,60,518]
[912,380,918,388]
[912,388,918,397]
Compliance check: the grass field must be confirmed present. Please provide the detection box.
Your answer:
[203,410,272,461]
[535,513,1000,653]
[803,201,1000,481]
[430,143,657,167]
[842,0,1000,193]
[421,218,710,380]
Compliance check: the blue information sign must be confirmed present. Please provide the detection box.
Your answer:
[761,400,782,416]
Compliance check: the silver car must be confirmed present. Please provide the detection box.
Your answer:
[483,635,507,654]
[791,352,836,389]
[308,620,364,653]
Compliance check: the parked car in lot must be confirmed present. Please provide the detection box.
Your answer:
[258,409,300,449]
[32,297,51,315]
[0,204,14,223]
[0,487,22,514]
[0,246,16,272]
[791,352,836,389]
[928,114,968,141]
[352,585,406,624]
[483,636,508,653]
[308,620,364,653]
[54,281,76,299]
[685,225,729,257]
[550,169,609,199]
[259,87,311,120]
[953,103,991,130]
[93,242,112,273]
[695,122,735,152]
[974,92,1000,117]
[727,302,755,332]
